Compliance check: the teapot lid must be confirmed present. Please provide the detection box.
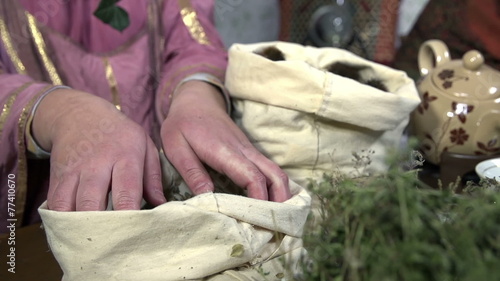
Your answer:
[430,50,500,101]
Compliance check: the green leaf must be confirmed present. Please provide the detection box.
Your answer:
[93,0,130,32]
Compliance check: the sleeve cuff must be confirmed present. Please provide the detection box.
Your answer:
[174,73,231,114]
[26,85,71,159]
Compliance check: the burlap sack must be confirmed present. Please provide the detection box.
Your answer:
[227,41,421,187]
[38,177,310,281]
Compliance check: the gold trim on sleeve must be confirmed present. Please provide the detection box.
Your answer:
[0,82,34,140]
[25,12,62,85]
[178,0,210,45]
[102,57,121,111]
[0,17,27,74]
[15,85,53,224]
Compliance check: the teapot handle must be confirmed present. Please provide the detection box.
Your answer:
[418,39,451,76]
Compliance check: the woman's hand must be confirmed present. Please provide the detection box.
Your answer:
[160,81,291,202]
[32,89,166,211]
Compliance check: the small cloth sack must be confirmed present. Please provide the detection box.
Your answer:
[227,42,421,186]
[39,180,310,281]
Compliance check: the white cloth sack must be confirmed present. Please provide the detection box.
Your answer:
[38,178,310,281]
[227,42,421,186]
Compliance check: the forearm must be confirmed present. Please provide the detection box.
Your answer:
[31,88,121,153]
[155,0,228,120]
[31,87,76,152]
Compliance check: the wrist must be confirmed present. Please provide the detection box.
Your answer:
[170,80,227,112]
[26,85,71,158]
[31,88,80,151]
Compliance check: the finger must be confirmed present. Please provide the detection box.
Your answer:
[241,148,291,202]
[164,136,214,195]
[47,169,79,211]
[47,158,63,205]
[75,163,113,211]
[207,146,269,201]
[111,158,143,210]
[142,139,166,205]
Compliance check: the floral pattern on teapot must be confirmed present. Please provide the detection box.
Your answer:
[411,39,500,165]
[437,69,469,89]
[416,93,483,161]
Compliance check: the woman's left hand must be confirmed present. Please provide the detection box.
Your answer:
[160,81,291,202]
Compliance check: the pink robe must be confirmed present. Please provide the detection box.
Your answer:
[0,0,228,232]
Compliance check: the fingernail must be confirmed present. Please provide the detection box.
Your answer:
[194,182,213,194]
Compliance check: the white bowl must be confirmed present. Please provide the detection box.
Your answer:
[475,158,500,182]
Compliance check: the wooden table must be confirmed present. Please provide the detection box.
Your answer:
[0,223,63,281]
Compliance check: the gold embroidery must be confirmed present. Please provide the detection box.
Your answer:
[102,57,121,110]
[15,85,53,224]
[25,12,62,85]
[0,17,27,74]
[0,82,34,140]
[178,0,210,45]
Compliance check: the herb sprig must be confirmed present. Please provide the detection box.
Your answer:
[300,148,500,281]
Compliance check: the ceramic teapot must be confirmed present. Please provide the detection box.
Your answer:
[411,39,500,165]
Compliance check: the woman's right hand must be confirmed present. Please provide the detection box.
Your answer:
[32,89,166,211]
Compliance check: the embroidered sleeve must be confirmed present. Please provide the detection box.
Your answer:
[0,71,57,226]
[155,0,229,121]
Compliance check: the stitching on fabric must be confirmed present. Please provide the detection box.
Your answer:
[317,72,333,117]
[212,192,221,213]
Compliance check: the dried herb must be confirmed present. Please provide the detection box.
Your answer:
[299,148,500,281]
